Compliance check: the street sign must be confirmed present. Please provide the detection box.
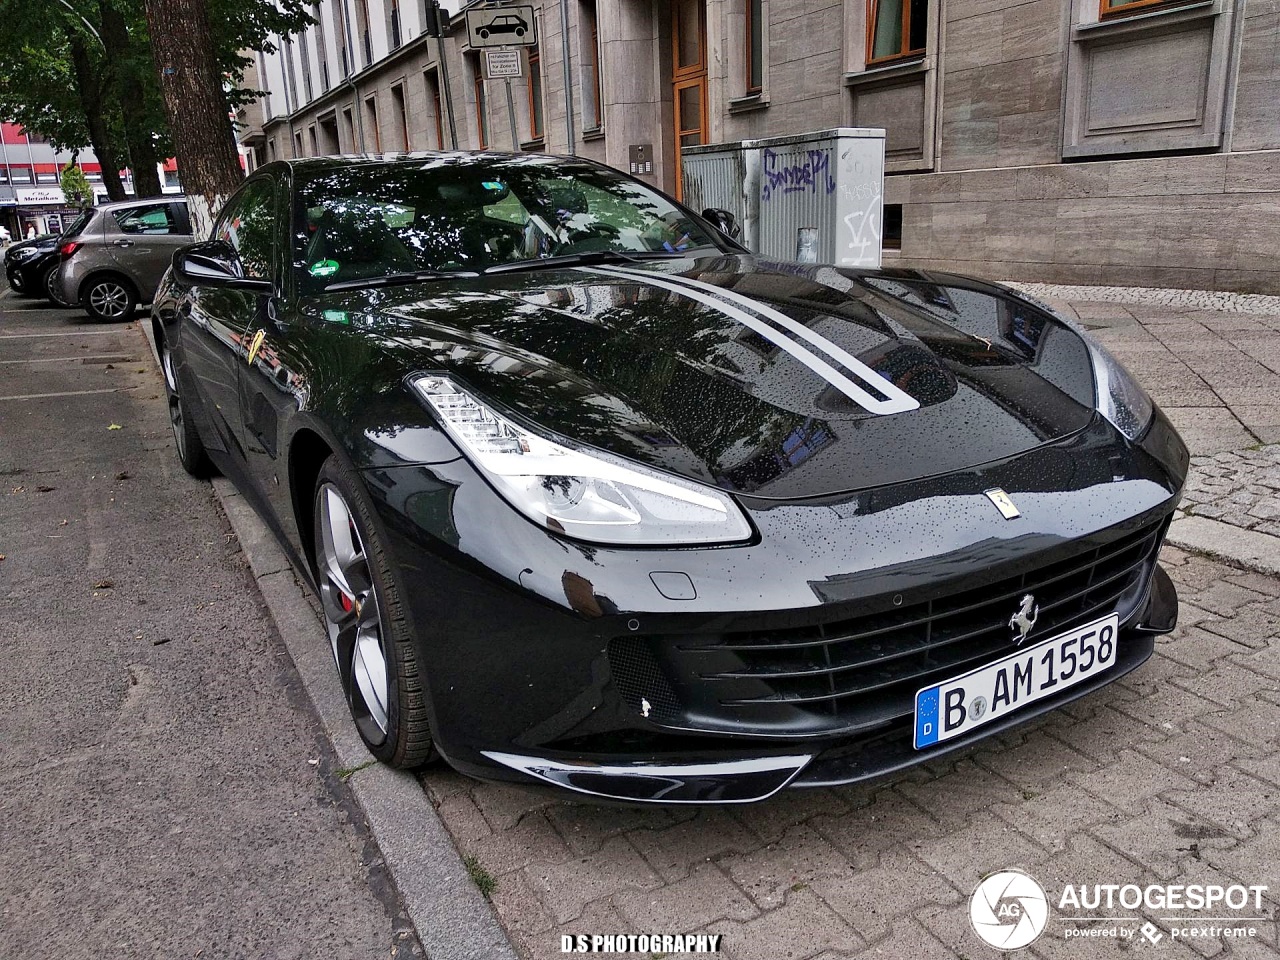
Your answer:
[485,49,523,79]
[466,5,537,48]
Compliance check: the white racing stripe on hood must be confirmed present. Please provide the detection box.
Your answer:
[583,264,920,416]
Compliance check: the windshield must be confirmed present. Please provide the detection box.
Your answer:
[293,157,723,292]
[62,210,94,239]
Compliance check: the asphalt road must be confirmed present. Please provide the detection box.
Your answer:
[0,290,422,959]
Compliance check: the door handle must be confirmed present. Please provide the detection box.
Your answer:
[113,239,135,248]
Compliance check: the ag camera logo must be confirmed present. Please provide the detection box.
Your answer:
[970,870,1050,950]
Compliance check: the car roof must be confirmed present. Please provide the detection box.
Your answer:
[94,196,179,212]
[259,151,606,181]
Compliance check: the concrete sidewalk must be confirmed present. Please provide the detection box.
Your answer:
[0,292,424,959]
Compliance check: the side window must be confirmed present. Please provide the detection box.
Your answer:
[171,202,193,236]
[213,179,277,281]
[115,205,177,235]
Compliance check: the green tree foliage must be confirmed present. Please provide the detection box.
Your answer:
[0,0,309,195]
[60,162,93,207]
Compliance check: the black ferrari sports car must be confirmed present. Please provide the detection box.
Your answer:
[152,154,1186,804]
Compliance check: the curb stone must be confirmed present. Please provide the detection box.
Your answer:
[137,319,520,960]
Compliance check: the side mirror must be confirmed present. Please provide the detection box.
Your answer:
[173,240,272,294]
[702,208,741,240]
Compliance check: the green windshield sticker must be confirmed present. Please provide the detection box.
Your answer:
[309,259,340,278]
[322,310,350,325]
[482,181,505,191]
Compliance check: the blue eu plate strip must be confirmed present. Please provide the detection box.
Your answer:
[915,687,940,748]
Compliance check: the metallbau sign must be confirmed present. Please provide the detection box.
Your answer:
[485,49,523,79]
[466,5,537,48]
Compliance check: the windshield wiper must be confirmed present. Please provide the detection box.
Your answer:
[482,250,689,276]
[324,269,479,292]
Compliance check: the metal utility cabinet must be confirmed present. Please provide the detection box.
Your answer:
[681,127,886,269]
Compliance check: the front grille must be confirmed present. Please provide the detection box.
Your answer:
[610,517,1168,733]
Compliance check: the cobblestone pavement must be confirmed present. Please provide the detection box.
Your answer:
[418,289,1280,960]
[421,547,1279,959]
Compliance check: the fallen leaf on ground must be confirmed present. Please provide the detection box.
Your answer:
[94,579,114,589]
[107,424,122,431]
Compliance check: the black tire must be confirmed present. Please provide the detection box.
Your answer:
[159,336,216,478]
[41,264,61,303]
[312,455,435,767]
[82,274,138,321]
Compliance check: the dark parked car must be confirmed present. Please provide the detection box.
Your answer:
[152,154,1186,804]
[5,231,62,299]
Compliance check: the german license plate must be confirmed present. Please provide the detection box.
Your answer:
[913,613,1119,748]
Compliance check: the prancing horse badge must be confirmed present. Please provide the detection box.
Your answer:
[984,488,1021,520]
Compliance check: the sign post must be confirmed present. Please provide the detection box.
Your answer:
[484,49,524,151]
[470,6,537,154]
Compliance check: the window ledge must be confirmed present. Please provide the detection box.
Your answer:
[1075,0,1218,39]
[843,57,930,88]
[520,138,545,151]
[728,94,769,114]
[581,126,606,142]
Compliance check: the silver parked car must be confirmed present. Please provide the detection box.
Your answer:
[54,197,193,321]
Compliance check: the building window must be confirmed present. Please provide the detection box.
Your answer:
[313,5,331,91]
[426,69,445,148]
[389,0,403,49]
[472,58,489,149]
[36,171,58,183]
[354,0,372,67]
[527,46,544,140]
[294,131,304,156]
[746,0,763,94]
[334,1,351,77]
[580,0,602,130]
[392,83,410,150]
[10,166,32,183]
[267,138,277,161]
[1100,0,1190,16]
[343,107,356,151]
[866,0,927,66]
[308,125,319,155]
[299,30,315,102]
[365,95,382,151]
[164,168,181,189]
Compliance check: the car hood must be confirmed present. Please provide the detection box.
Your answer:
[312,256,1099,501]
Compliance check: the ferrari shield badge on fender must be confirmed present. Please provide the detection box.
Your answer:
[984,487,1021,520]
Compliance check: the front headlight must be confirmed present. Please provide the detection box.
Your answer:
[410,375,753,546]
[1085,338,1154,441]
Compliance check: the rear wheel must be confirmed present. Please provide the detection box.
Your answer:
[42,264,60,303]
[160,338,215,478]
[313,456,435,767]
[82,275,137,321]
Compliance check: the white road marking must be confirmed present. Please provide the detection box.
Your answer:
[0,330,124,339]
[0,355,131,364]
[0,388,121,401]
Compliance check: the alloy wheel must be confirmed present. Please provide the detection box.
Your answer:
[317,483,390,742]
[88,280,129,318]
[161,345,186,460]
[44,268,58,300]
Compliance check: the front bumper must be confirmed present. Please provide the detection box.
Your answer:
[362,411,1187,803]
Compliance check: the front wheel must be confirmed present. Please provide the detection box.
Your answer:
[313,456,435,767]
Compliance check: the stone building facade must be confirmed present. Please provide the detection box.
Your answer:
[242,0,1280,293]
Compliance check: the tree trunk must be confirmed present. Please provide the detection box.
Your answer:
[68,36,126,203]
[99,3,163,198]
[142,0,244,236]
